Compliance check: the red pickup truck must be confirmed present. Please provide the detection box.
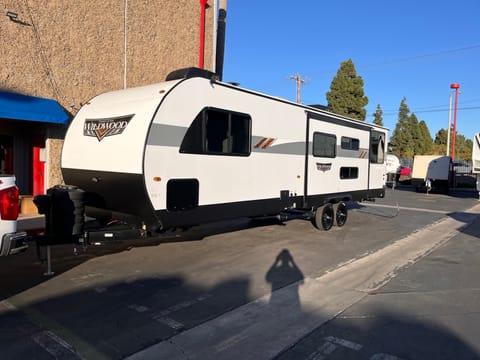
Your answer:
[0,175,28,256]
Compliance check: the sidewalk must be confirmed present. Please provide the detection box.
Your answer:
[277,211,480,359]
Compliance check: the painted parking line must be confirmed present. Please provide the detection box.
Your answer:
[307,336,363,360]
[305,336,404,360]
[127,293,213,331]
[31,330,83,360]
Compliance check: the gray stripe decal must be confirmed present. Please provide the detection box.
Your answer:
[147,123,187,147]
[147,124,369,159]
[251,135,305,155]
[336,147,369,159]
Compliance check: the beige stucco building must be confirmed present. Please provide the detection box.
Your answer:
[1,0,216,199]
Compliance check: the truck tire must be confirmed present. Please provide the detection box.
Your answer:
[335,202,348,227]
[312,204,334,231]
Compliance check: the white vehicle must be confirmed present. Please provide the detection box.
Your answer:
[385,154,401,186]
[59,67,388,233]
[386,154,401,175]
[411,155,452,193]
[0,175,27,256]
[472,133,480,195]
[472,133,480,174]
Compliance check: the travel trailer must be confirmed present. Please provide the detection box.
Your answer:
[472,133,480,174]
[411,155,452,193]
[40,67,388,244]
[385,154,401,186]
[472,133,480,195]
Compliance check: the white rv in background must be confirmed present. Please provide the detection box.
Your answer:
[411,155,452,193]
[44,67,388,240]
[472,133,480,174]
[385,154,401,186]
[472,133,480,195]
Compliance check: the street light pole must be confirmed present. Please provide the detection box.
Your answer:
[450,83,460,161]
[446,92,452,156]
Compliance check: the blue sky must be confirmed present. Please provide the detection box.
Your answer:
[222,0,480,143]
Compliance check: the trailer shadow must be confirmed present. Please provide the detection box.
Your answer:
[1,216,288,300]
[156,216,285,243]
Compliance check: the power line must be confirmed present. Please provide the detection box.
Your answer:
[381,105,480,116]
[360,44,480,70]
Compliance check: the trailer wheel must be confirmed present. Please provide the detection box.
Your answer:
[335,202,348,227]
[312,204,334,230]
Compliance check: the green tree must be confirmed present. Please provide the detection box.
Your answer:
[454,134,473,161]
[372,104,384,126]
[434,128,449,145]
[433,128,449,155]
[408,113,420,155]
[326,59,368,121]
[389,97,414,158]
[433,128,472,160]
[417,120,433,154]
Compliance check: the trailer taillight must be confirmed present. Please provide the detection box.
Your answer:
[0,186,20,221]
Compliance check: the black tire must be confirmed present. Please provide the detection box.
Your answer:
[312,204,334,231]
[335,202,348,227]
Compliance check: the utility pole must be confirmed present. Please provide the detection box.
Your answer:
[289,74,306,103]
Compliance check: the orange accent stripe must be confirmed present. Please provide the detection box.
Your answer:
[262,138,275,149]
[254,138,267,148]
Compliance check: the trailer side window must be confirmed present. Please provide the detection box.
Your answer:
[340,167,359,179]
[341,137,359,151]
[180,108,251,156]
[370,131,385,164]
[313,132,336,158]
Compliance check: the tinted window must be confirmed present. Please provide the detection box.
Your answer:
[313,132,336,158]
[370,131,385,164]
[180,108,251,156]
[340,167,359,179]
[341,136,359,151]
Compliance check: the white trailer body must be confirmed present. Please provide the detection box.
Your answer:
[411,155,452,193]
[472,133,480,174]
[472,133,480,194]
[61,68,388,231]
[386,154,401,174]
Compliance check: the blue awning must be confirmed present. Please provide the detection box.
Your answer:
[0,92,70,124]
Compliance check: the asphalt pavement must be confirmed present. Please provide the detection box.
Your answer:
[3,186,480,360]
[127,197,480,360]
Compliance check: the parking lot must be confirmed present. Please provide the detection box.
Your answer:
[1,185,479,359]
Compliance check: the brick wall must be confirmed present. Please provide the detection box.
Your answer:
[1,0,215,187]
